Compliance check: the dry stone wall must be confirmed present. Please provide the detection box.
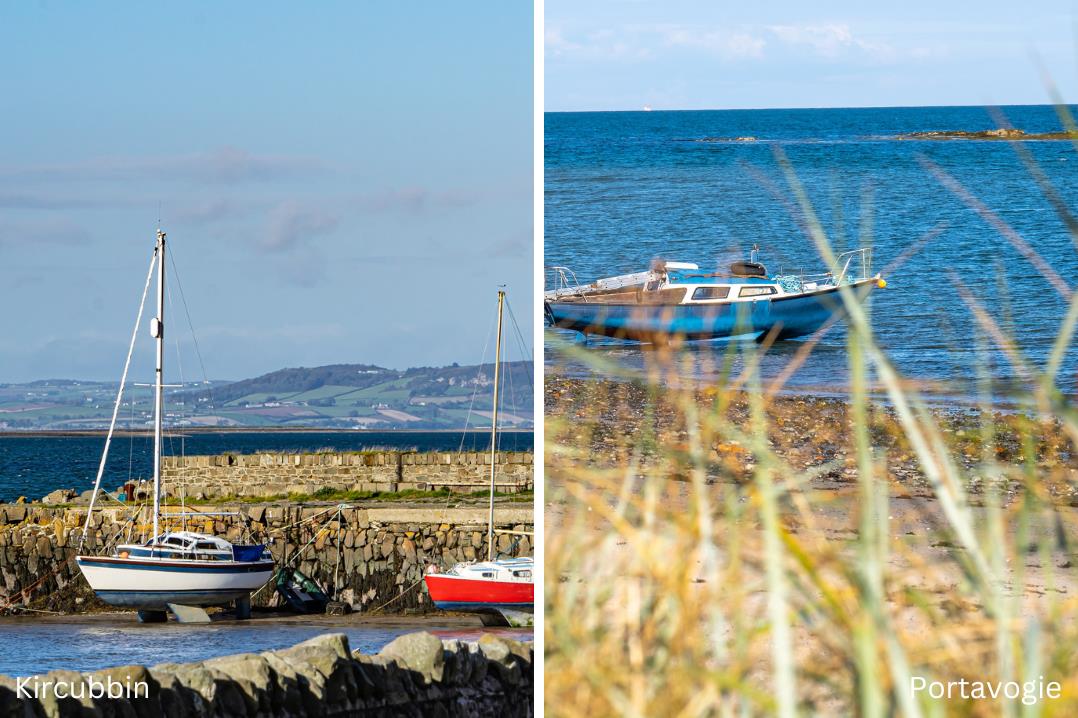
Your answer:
[159,451,533,499]
[0,504,533,615]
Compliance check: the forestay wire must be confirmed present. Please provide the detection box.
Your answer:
[456,308,496,455]
[504,296,534,369]
[501,295,534,448]
[168,249,216,413]
[164,259,186,465]
[455,292,534,455]
[79,245,158,550]
[166,245,216,525]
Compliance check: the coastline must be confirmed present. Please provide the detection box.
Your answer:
[545,374,1078,504]
[0,427,535,438]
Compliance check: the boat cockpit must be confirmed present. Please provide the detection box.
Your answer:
[113,531,269,562]
[440,557,534,583]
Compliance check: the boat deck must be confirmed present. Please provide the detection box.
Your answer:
[551,288,684,305]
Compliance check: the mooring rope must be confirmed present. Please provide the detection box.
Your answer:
[0,552,78,614]
[249,504,350,602]
[366,577,424,615]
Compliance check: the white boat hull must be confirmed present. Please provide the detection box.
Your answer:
[76,555,274,610]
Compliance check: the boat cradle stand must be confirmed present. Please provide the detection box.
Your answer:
[137,597,252,624]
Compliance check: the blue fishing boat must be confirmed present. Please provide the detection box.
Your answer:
[544,248,885,342]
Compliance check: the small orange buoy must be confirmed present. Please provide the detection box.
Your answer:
[877,278,887,289]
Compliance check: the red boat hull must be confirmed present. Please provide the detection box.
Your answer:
[424,574,533,613]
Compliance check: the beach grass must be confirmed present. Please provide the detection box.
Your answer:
[544,119,1078,716]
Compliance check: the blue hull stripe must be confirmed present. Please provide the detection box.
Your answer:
[433,601,534,612]
[97,589,244,596]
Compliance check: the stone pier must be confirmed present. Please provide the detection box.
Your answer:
[158,450,534,500]
[0,503,533,615]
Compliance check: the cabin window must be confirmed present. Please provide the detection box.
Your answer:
[738,286,777,298]
[482,572,494,578]
[514,571,532,578]
[195,542,217,550]
[691,286,730,301]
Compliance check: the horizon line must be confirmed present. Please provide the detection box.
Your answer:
[545,101,1077,114]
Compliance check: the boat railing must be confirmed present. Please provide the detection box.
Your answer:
[544,266,589,300]
[774,248,873,294]
[833,248,873,284]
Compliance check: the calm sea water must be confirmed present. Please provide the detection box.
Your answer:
[545,106,1078,396]
[0,430,533,502]
[0,620,531,677]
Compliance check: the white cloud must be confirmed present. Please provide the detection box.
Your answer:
[549,21,922,65]
[726,33,767,59]
[545,26,579,59]
[0,218,91,246]
[769,23,855,57]
[260,201,339,253]
[355,187,482,214]
[545,24,654,61]
[197,322,347,342]
[172,198,247,226]
[767,23,902,62]
[660,26,765,59]
[0,147,329,185]
[548,23,765,62]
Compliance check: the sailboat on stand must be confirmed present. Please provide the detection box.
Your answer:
[76,229,274,623]
[423,289,534,627]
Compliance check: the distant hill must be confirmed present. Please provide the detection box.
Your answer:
[198,363,391,403]
[0,361,534,431]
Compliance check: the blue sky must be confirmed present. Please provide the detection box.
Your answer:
[546,0,1078,111]
[0,3,532,382]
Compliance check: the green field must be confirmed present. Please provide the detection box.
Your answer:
[223,391,302,407]
[0,361,533,430]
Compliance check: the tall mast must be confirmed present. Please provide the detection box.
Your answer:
[151,229,166,543]
[486,289,505,561]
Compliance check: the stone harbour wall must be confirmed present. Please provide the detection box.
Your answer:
[0,503,533,615]
[159,451,534,499]
[0,631,534,717]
